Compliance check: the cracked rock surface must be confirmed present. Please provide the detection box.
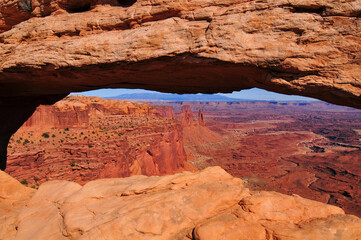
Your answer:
[1,167,361,239]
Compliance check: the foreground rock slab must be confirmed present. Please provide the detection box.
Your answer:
[1,167,361,240]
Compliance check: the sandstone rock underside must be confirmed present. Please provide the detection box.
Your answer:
[1,166,361,240]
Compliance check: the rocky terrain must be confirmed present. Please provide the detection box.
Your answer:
[153,101,361,217]
[5,96,195,186]
[0,0,361,171]
[1,166,361,240]
[0,0,360,238]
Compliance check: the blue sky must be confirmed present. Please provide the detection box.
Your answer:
[72,88,317,101]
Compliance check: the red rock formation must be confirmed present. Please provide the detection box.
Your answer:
[22,102,89,130]
[198,108,205,126]
[152,106,175,119]
[6,96,195,185]
[178,105,194,127]
[177,104,223,146]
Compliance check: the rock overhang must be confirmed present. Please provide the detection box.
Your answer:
[0,0,360,107]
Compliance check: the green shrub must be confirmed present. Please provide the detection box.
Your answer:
[23,139,30,145]
[41,133,50,138]
[69,162,75,167]
[20,179,28,185]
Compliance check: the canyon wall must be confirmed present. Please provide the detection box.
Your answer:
[6,96,193,185]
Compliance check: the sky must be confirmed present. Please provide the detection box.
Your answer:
[72,88,318,101]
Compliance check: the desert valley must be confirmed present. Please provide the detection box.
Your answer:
[5,96,361,218]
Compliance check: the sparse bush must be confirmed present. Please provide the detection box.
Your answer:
[42,133,50,138]
[69,162,75,167]
[20,179,28,185]
[65,128,69,131]
[52,134,56,138]
[88,145,93,148]
[23,139,30,145]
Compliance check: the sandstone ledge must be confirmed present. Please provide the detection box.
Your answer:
[1,167,360,240]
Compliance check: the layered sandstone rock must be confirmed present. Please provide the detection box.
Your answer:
[6,96,194,185]
[1,167,361,240]
[22,95,173,130]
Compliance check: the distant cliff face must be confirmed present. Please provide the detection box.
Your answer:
[22,96,174,130]
[6,96,194,185]
[22,101,89,129]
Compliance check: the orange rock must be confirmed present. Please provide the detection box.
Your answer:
[1,167,361,240]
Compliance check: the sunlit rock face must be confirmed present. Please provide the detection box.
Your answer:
[6,96,194,184]
[1,167,361,240]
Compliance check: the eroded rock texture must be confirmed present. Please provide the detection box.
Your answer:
[0,0,360,105]
[0,0,360,168]
[6,96,194,184]
[1,167,361,240]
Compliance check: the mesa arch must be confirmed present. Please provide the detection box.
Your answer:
[0,0,360,170]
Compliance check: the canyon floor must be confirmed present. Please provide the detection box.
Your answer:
[154,101,361,217]
[5,97,361,219]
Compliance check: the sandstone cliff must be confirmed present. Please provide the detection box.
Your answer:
[6,96,194,185]
[22,95,174,130]
[1,167,361,240]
